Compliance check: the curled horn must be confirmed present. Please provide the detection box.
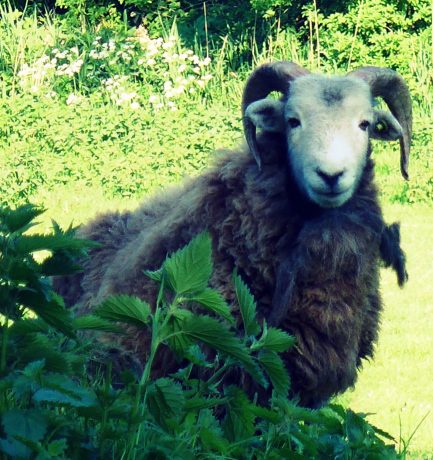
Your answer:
[242,61,310,170]
[347,66,412,180]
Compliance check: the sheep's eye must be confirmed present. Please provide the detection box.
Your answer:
[359,120,370,131]
[288,118,301,129]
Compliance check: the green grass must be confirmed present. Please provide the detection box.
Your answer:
[340,203,433,458]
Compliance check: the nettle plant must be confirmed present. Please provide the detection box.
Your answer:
[0,205,402,459]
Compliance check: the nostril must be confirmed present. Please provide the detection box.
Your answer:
[316,169,345,187]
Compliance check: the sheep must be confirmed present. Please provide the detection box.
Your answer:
[55,61,411,408]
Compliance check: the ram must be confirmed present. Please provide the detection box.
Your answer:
[55,62,411,408]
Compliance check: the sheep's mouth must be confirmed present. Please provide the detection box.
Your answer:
[310,188,352,208]
[320,191,345,197]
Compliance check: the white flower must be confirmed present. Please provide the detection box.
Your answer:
[149,95,160,104]
[162,41,174,50]
[201,56,211,66]
[66,93,81,105]
[146,58,156,66]
[178,64,187,73]
[130,101,140,110]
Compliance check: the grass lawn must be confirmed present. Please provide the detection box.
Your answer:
[342,203,433,458]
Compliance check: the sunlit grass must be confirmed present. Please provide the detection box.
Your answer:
[340,203,433,458]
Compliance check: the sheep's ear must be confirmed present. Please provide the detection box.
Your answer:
[370,109,403,141]
[244,99,285,133]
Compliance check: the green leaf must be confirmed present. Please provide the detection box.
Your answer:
[0,437,30,458]
[223,386,256,441]
[250,404,282,424]
[345,410,368,446]
[0,203,45,234]
[14,233,98,255]
[254,325,296,352]
[188,288,234,323]
[33,374,97,408]
[73,314,123,333]
[95,294,151,327]
[183,315,251,369]
[18,290,75,337]
[184,344,213,367]
[47,439,68,456]
[147,378,185,427]
[163,232,212,294]
[233,272,260,336]
[39,253,83,276]
[184,396,228,411]
[200,427,229,453]
[22,360,45,379]
[164,309,194,356]
[10,318,49,335]
[258,350,290,396]
[144,268,163,282]
[2,409,47,443]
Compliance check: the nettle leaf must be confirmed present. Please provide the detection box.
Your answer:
[47,438,68,456]
[144,268,163,282]
[200,427,229,454]
[254,325,296,353]
[0,203,45,234]
[73,314,123,333]
[184,344,213,367]
[258,350,290,396]
[18,290,75,337]
[163,232,212,295]
[345,410,368,446]
[33,374,97,408]
[95,294,151,327]
[14,233,98,255]
[147,378,185,427]
[188,288,234,323]
[19,334,77,374]
[183,315,254,374]
[250,404,282,424]
[0,437,30,458]
[164,309,194,356]
[184,396,228,411]
[2,409,47,443]
[10,318,49,335]
[223,386,256,441]
[22,359,46,379]
[233,272,260,337]
[39,253,83,276]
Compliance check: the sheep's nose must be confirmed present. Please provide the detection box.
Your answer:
[316,169,345,188]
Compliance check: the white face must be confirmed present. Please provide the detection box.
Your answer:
[285,76,374,208]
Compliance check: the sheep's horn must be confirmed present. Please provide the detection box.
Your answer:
[242,61,310,169]
[347,66,412,180]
